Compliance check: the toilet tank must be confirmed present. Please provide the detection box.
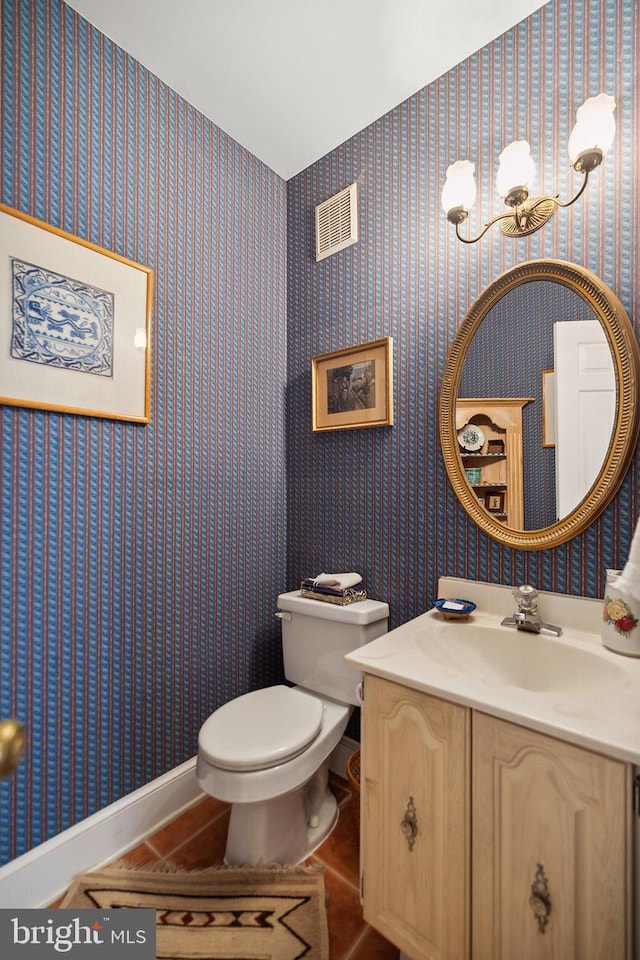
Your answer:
[276,590,389,705]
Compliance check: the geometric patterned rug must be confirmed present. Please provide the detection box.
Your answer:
[60,864,329,959]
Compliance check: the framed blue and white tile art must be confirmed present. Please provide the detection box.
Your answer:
[0,204,153,423]
[11,259,115,377]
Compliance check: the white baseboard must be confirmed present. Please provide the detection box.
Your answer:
[0,757,202,908]
[0,735,360,909]
[330,734,359,781]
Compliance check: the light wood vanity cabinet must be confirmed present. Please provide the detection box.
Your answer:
[361,674,632,960]
[361,675,470,959]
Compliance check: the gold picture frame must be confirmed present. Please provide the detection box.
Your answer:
[484,490,506,514]
[0,203,153,423]
[311,336,393,432]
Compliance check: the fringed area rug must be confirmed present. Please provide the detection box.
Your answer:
[61,864,329,960]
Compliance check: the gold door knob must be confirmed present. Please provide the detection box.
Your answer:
[0,719,26,779]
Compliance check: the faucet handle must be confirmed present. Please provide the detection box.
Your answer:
[513,584,538,613]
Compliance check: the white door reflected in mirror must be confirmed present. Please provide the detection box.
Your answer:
[554,319,615,518]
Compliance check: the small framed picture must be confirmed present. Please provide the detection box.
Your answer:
[311,336,393,432]
[484,491,505,513]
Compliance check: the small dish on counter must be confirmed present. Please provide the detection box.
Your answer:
[432,598,477,620]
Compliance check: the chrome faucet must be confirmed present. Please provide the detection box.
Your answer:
[501,585,562,637]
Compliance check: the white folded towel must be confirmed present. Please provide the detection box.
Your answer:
[612,514,640,602]
[313,572,362,590]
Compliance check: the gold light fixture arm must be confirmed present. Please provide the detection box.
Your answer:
[533,166,592,211]
[452,167,594,243]
[453,210,520,245]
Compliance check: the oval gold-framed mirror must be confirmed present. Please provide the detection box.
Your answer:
[439,259,640,550]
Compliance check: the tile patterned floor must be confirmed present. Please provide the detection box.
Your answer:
[56,773,400,960]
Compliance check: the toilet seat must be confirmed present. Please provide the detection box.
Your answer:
[198,685,323,772]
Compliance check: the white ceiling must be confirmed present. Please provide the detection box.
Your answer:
[64,0,548,180]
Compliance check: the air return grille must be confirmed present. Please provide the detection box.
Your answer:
[315,182,358,261]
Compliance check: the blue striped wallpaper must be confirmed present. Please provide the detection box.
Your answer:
[0,0,288,864]
[1,0,639,868]
[287,0,639,622]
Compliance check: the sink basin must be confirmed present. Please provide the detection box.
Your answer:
[345,580,640,763]
[414,622,629,696]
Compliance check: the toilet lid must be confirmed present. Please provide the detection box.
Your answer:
[198,685,324,771]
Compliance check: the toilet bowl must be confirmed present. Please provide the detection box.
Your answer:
[197,685,352,864]
[196,590,389,865]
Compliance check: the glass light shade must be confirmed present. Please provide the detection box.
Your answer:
[567,93,616,162]
[441,160,476,214]
[496,140,536,197]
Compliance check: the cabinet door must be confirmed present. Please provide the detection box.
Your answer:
[362,675,470,960]
[472,712,631,960]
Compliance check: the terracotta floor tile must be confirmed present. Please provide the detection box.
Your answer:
[112,841,162,868]
[347,924,401,960]
[313,795,360,888]
[166,809,230,870]
[147,794,228,857]
[320,865,367,960]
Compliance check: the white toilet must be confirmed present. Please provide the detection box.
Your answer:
[196,589,389,865]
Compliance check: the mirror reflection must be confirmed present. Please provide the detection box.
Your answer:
[457,280,615,529]
[439,259,640,550]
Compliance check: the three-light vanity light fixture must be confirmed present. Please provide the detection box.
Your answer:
[441,93,616,243]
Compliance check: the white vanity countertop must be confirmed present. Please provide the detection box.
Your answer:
[346,580,640,765]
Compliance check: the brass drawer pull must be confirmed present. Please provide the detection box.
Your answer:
[401,796,418,851]
[529,863,551,933]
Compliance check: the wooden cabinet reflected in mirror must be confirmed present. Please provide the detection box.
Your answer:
[457,398,533,529]
[439,260,640,550]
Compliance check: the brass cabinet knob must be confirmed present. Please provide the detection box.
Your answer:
[529,863,551,933]
[401,796,418,851]
[0,719,26,779]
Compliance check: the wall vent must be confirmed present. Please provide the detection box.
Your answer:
[315,182,358,262]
